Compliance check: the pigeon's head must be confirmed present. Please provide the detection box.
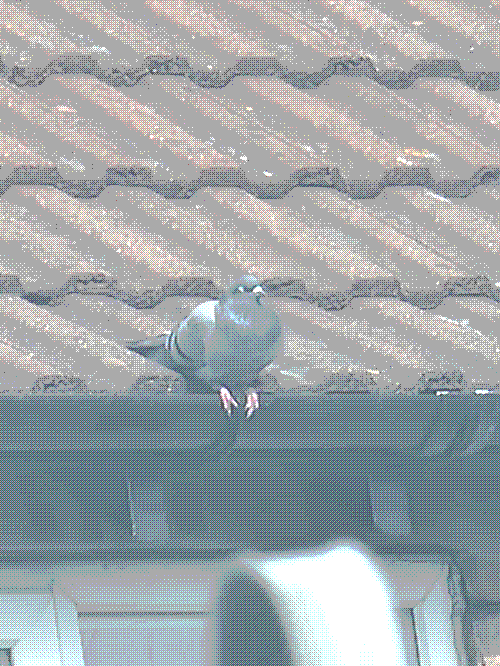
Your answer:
[217,275,281,347]
[226,275,265,303]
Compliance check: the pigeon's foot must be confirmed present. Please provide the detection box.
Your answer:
[220,386,238,416]
[245,389,260,419]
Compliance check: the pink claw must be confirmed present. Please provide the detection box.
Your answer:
[245,390,260,419]
[220,386,239,416]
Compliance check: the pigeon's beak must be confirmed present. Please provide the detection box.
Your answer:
[253,286,265,296]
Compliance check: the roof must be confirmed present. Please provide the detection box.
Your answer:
[0,0,500,394]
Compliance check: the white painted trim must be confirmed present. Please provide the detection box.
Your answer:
[413,567,460,666]
[52,593,85,666]
[53,561,228,613]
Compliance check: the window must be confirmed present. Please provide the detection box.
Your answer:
[77,614,214,666]
[0,592,85,666]
[472,613,500,666]
[54,560,224,666]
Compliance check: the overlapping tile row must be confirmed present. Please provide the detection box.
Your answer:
[2,53,500,91]
[1,165,500,199]
[0,0,499,393]
[0,272,500,311]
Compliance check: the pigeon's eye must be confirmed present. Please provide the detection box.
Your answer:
[237,286,245,292]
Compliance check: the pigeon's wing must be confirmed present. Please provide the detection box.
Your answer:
[123,301,219,380]
[123,334,174,367]
[174,300,229,391]
[173,300,217,367]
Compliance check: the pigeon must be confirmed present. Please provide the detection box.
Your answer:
[124,276,282,418]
